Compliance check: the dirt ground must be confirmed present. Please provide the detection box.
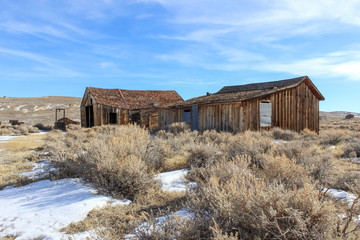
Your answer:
[0,96,81,125]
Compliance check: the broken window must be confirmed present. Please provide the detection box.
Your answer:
[260,102,272,127]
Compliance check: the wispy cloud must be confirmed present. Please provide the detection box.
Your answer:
[0,47,83,78]
[257,50,360,81]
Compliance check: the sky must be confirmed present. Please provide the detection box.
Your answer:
[0,0,360,112]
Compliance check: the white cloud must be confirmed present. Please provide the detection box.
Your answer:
[142,0,360,44]
[257,50,360,81]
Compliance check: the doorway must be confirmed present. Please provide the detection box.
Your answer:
[85,106,94,128]
[109,112,117,124]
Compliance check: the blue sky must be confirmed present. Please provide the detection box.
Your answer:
[0,0,360,112]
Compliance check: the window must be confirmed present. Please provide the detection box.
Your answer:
[260,102,272,127]
[183,109,191,123]
[109,112,117,124]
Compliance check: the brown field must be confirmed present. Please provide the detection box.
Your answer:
[43,117,360,239]
[0,96,81,125]
[0,106,360,239]
[0,133,46,189]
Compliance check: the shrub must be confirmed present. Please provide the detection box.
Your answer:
[188,160,338,239]
[226,131,273,168]
[48,125,156,200]
[187,143,224,169]
[341,137,360,158]
[320,129,351,146]
[134,211,199,240]
[272,128,299,141]
[33,123,53,131]
[165,122,190,135]
[144,129,198,172]
[261,155,311,189]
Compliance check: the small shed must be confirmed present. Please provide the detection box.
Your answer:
[159,76,325,133]
[80,87,183,130]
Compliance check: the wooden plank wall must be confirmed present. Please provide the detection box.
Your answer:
[179,82,320,133]
[197,102,242,133]
[158,108,182,129]
[269,82,320,133]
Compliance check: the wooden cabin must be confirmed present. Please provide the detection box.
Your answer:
[159,76,325,133]
[81,87,183,130]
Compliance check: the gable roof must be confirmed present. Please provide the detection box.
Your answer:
[86,87,184,109]
[173,76,324,107]
[217,76,305,94]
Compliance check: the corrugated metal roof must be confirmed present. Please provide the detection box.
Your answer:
[87,87,184,109]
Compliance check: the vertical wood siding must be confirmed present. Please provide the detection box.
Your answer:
[160,81,321,133]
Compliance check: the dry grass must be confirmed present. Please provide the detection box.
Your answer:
[0,96,81,125]
[0,134,45,189]
[62,190,187,239]
[44,122,360,239]
[0,124,40,136]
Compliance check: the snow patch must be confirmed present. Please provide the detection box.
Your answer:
[16,105,26,111]
[21,160,56,180]
[155,169,194,192]
[127,209,192,239]
[341,158,360,164]
[0,135,19,142]
[0,178,130,240]
[326,188,357,205]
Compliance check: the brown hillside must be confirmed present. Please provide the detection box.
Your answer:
[0,96,81,125]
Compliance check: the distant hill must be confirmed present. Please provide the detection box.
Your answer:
[0,96,81,125]
[320,111,360,118]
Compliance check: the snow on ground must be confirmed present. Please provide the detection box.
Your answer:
[21,160,56,180]
[126,209,193,239]
[342,157,360,164]
[16,105,26,111]
[326,188,358,205]
[0,135,19,142]
[0,178,130,240]
[155,169,189,192]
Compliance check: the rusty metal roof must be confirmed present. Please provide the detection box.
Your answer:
[87,87,184,109]
[173,76,324,107]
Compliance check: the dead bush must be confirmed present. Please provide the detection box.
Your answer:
[134,211,199,240]
[272,128,299,141]
[187,143,224,169]
[33,123,53,131]
[320,129,351,146]
[341,137,360,158]
[188,160,339,239]
[272,140,339,185]
[226,131,273,168]
[196,130,233,146]
[62,204,143,239]
[261,155,311,189]
[0,127,12,136]
[0,124,40,136]
[164,122,190,135]
[333,172,360,192]
[48,125,156,200]
[144,130,198,172]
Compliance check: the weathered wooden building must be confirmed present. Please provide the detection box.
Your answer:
[81,87,183,129]
[159,76,324,133]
